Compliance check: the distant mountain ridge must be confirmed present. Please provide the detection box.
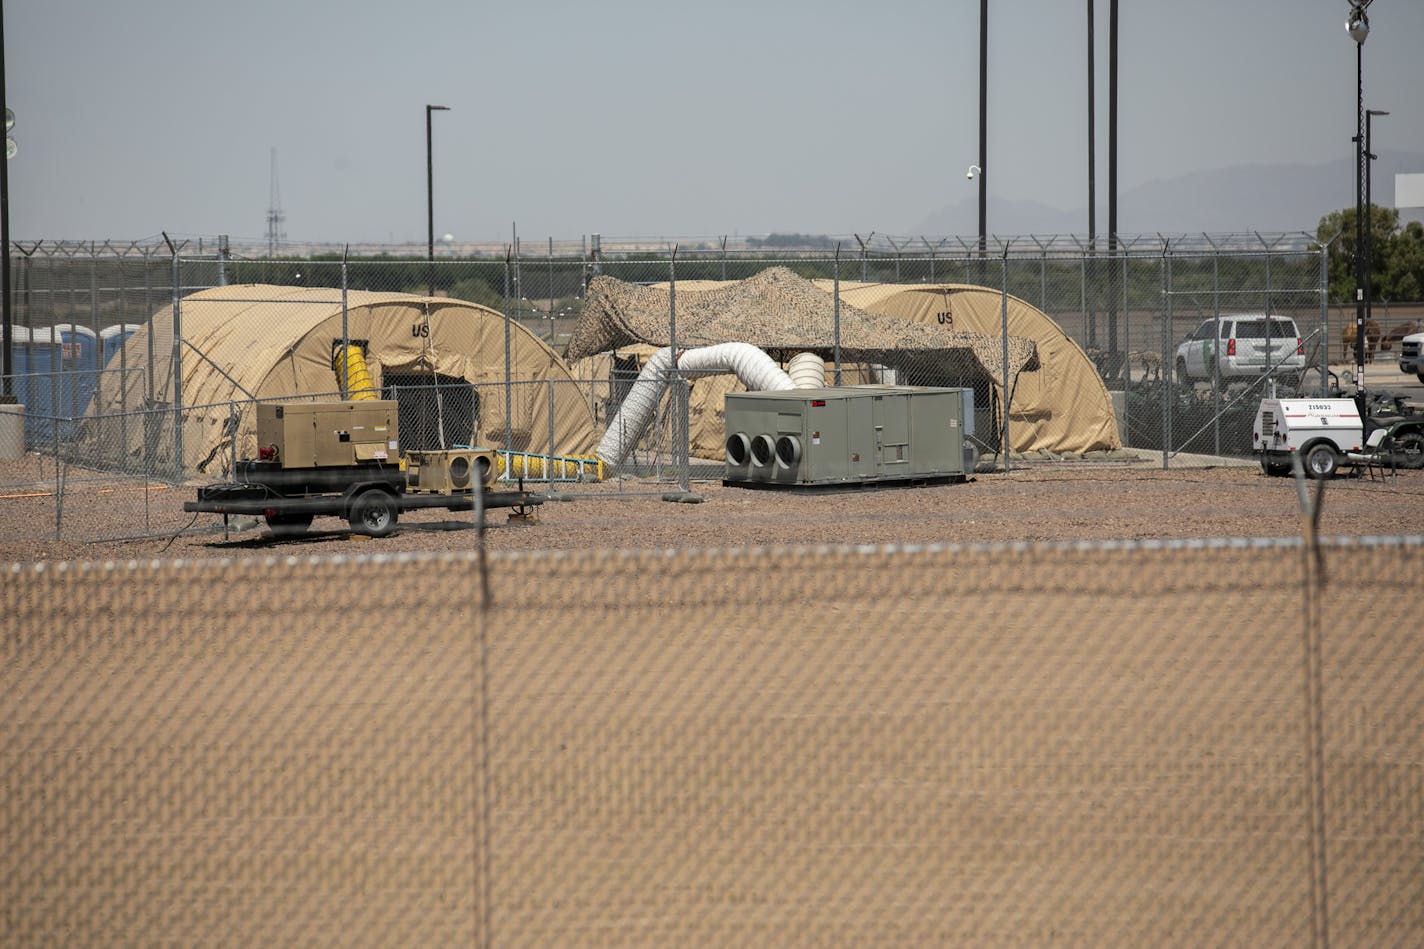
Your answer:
[910,150,1424,238]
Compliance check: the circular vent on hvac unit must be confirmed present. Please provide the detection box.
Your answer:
[448,454,473,490]
[726,432,752,466]
[775,435,802,469]
[750,434,776,467]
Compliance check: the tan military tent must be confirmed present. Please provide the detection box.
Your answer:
[567,267,1043,462]
[89,284,599,476]
[820,282,1122,455]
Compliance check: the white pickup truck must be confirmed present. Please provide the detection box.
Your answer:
[1397,331,1424,382]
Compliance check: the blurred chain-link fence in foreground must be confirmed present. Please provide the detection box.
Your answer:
[4,536,1421,945]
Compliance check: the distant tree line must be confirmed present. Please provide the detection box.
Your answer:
[1317,204,1424,304]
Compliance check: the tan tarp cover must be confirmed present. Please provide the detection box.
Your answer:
[821,282,1122,455]
[567,266,1037,387]
[90,285,598,475]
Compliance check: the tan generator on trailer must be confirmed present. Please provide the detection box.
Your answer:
[186,400,538,538]
[724,385,974,488]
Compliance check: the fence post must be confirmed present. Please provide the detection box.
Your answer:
[547,376,556,476]
[833,244,842,386]
[1036,237,1047,315]
[1159,241,1171,471]
[1118,244,1130,445]
[1000,240,1011,473]
[1079,239,1091,349]
[1319,243,1330,397]
[1211,240,1222,455]
[503,248,513,455]
[669,247,689,492]
[168,239,184,483]
[340,252,349,399]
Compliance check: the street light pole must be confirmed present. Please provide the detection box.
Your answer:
[1,3,12,402]
[1087,0,1095,252]
[977,0,988,282]
[426,104,449,297]
[1347,3,1371,399]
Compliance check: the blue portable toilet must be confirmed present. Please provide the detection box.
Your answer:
[11,324,99,444]
[55,324,101,439]
[100,323,143,366]
[2,327,30,435]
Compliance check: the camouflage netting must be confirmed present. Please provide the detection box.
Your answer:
[565,266,1038,386]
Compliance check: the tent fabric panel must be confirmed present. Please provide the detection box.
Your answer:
[831,284,1121,455]
[85,286,598,474]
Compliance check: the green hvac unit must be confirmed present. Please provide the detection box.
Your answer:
[723,385,975,487]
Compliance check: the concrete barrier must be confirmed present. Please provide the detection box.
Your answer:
[0,402,24,459]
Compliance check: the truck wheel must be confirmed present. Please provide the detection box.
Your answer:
[1175,358,1191,384]
[1304,443,1340,479]
[1416,372,1424,385]
[1392,431,1424,469]
[265,512,313,538]
[350,491,399,537]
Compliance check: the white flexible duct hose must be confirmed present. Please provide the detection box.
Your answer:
[787,352,826,388]
[596,343,795,469]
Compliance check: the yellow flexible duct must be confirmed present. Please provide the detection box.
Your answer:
[498,451,603,482]
[332,345,378,401]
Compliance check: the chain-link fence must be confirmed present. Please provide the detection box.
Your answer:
[7,233,1419,540]
[3,535,1420,945]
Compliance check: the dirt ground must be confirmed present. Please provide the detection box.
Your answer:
[2,451,1422,564]
[6,451,1422,945]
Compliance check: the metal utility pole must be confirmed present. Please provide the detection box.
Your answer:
[426,104,449,297]
[1,0,12,400]
[977,0,988,278]
[1087,0,1096,251]
[1106,0,1120,377]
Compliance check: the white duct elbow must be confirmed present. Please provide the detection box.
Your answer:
[787,352,826,388]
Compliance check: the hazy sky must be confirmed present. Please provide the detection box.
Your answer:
[8,0,1423,246]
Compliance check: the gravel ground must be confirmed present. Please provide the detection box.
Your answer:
[2,452,1422,564]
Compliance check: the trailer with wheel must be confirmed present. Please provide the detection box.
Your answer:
[183,400,543,538]
[1252,397,1363,478]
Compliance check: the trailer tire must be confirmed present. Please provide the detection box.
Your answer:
[1392,430,1424,469]
[265,512,313,538]
[350,491,399,537]
[1304,442,1340,479]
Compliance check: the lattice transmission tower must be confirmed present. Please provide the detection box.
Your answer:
[266,147,286,256]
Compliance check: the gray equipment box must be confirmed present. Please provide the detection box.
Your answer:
[723,385,974,487]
